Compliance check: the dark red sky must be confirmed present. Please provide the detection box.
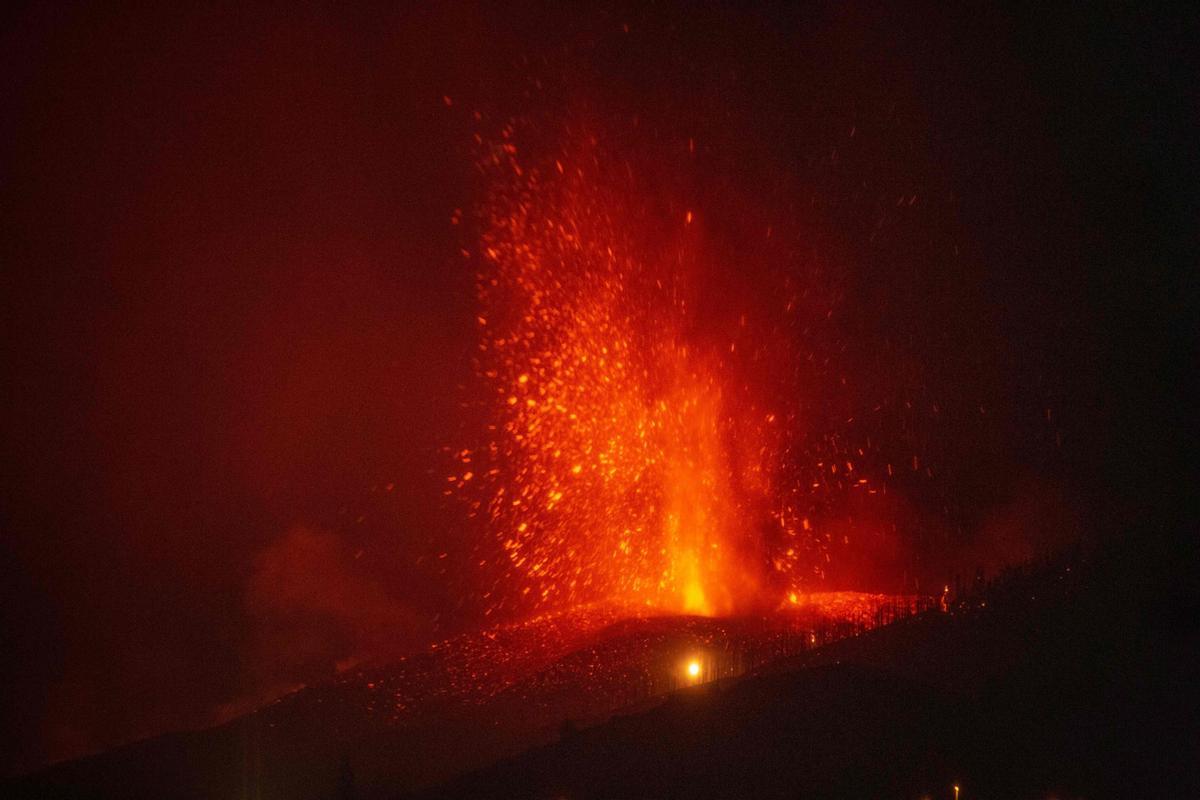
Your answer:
[2,1,1192,777]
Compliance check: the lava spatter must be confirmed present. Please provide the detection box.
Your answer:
[452,122,877,620]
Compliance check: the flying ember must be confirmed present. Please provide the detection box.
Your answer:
[454,121,858,620]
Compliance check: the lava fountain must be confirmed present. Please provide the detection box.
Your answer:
[452,122,850,621]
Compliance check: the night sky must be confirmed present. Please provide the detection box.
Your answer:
[1,2,1193,777]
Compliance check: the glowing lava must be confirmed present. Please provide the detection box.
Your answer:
[453,123,857,620]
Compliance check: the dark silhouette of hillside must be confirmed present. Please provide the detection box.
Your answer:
[6,512,1195,800]
[419,521,1198,799]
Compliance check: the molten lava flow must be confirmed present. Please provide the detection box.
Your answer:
[453,125,853,619]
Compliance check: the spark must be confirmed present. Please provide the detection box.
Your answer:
[453,121,894,620]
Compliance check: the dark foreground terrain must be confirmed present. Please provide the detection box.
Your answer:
[424,521,1198,800]
[8,519,1196,800]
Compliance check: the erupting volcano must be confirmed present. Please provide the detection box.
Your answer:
[10,4,1185,797]
[451,122,888,622]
